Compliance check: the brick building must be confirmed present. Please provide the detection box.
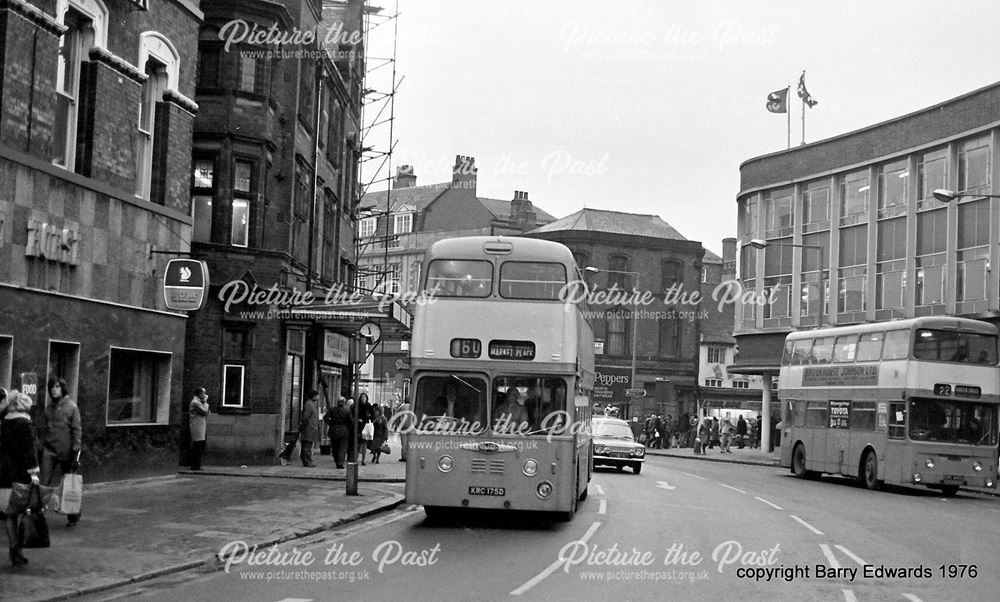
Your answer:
[0,0,201,480]
[730,81,1000,449]
[182,0,400,462]
[355,156,557,404]
[525,208,704,420]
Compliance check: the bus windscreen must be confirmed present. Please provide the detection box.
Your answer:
[426,260,493,297]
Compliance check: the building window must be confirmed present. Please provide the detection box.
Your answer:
[957,199,990,302]
[799,231,829,319]
[359,217,376,238]
[701,266,708,283]
[763,239,792,319]
[838,225,868,312]
[918,148,948,202]
[740,197,759,238]
[106,348,171,425]
[192,158,215,243]
[608,255,631,289]
[607,311,628,355]
[731,380,749,389]
[393,212,413,235]
[53,2,105,172]
[238,54,268,95]
[802,180,830,229]
[707,346,725,364]
[231,160,254,247]
[197,46,220,88]
[292,164,310,262]
[764,188,793,235]
[704,379,722,388]
[877,159,909,218]
[915,208,947,306]
[839,170,869,224]
[661,260,682,291]
[875,217,906,310]
[387,263,401,295]
[658,316,680,357]
[959,135,991,196]
[222,365,245,408]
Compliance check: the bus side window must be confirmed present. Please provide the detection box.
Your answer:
[888,402,905,439]
[793,400,807,427]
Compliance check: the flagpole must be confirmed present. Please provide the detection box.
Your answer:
[801,96,805,145]
[786,86,791,149]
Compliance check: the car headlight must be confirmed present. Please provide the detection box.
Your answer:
[633,447,645,457]
[594,445,606,454]
[523,459,538,476]
[437,455,453,472]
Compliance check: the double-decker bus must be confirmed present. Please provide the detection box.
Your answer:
[778,317,998,495]
[403,236,595,520]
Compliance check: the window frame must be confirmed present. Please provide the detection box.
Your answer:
[104,345,172,426]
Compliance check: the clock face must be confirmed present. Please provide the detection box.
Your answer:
[360,322,380,339]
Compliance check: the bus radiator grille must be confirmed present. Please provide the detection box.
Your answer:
[471,459,505,474]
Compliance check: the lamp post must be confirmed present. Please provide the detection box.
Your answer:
[586,266,640,414]
[749,238,826,327]
[932,189,1000,203]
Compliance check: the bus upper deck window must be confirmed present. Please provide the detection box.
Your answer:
[791,339,812,365]
[811,337,835,363]
[834,335,858,363]
[882,330,909,360]
[856,332,884,362]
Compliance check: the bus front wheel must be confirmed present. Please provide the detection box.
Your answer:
[860,450,881,490]
[792,443,809,478]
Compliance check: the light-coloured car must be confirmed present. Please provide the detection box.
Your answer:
[591,417,645,474]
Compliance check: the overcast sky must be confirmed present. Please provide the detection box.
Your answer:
[360,0,1000,255]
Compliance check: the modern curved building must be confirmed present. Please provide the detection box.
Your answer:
[730,81,1000,407]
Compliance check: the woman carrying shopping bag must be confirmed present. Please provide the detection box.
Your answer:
[0,390,42,568]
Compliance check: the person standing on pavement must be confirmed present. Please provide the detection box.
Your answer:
[324,396,352,468]
[41,376,82,527]
[696,418,710,455]
[356,393,374,465]
[299,391,320,467]
[369,405,388,464]
[0,390,40,568]
[736,415,748,449]
[720,412,734,454]
[188,388,209,470]
[753,415,763,449]
[708,417,719,450]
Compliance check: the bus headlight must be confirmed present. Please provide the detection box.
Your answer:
[437,455,454,473]
[925,458,935,469]
[536,480,554,499]
[913,473,922,483]
[987,479,995,488]
[973,462,983,472]
[522,459,538,476]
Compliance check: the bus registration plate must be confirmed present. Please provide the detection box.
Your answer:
[469,486,505,496]
[941,475,964,483]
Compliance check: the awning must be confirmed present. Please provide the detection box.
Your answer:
[286,296,413,340]
[726,363,779,376]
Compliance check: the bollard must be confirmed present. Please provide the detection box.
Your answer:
[345,461,358,495]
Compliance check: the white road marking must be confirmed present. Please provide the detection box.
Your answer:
[656,481,676,490]
[819,544,841,568]
[275,599,314,602]
[595,484,605,495]
[841,589,857,602]
[681,472,707,480]
[754,496,783,510]
[598,499,607,514]
[720,483,747,494]
[902,594,924,602]
[834,545,867,566]
[791,515,824,535]
[511,521,602,596]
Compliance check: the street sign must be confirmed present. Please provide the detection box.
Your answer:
[163,259,209,311]
[625,388,646,397]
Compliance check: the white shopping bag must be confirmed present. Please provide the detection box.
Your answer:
[58,473,83,515]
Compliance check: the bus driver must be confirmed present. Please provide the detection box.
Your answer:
[494,387,530,433]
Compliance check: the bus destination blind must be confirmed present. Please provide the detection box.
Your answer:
[488,340,536,360]
[802,364,879,387]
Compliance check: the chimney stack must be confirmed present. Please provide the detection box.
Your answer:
[451,155,477,193]
[393,165,416,189]
[510,190,537,233]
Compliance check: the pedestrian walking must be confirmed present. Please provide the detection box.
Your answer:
[188,388,209,470]
[0,390,41,567]
[736,415,748,449]
[369,406,388,463]
[356,393,373,465]
[720,412,734,454]
[709,417,719,450]
[324,396,352,468]
[696,418,710,455]
[40,377,81,527]
[753,415,763,449]
[299,391,320,467]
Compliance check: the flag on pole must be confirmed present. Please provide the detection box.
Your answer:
[797,71,818,108]
[766,88,788,113]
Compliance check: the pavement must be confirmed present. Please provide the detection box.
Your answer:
[2,434,994,601]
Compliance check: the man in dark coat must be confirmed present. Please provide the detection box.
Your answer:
[298,391,320,467]
[324,396,353,468]
[736,415,748,448]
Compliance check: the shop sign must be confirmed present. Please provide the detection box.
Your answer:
[324,332,350,365]
[163,259,209,310]
[26,220,80,265]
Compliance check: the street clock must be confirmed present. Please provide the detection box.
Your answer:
[359,321,381,341]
